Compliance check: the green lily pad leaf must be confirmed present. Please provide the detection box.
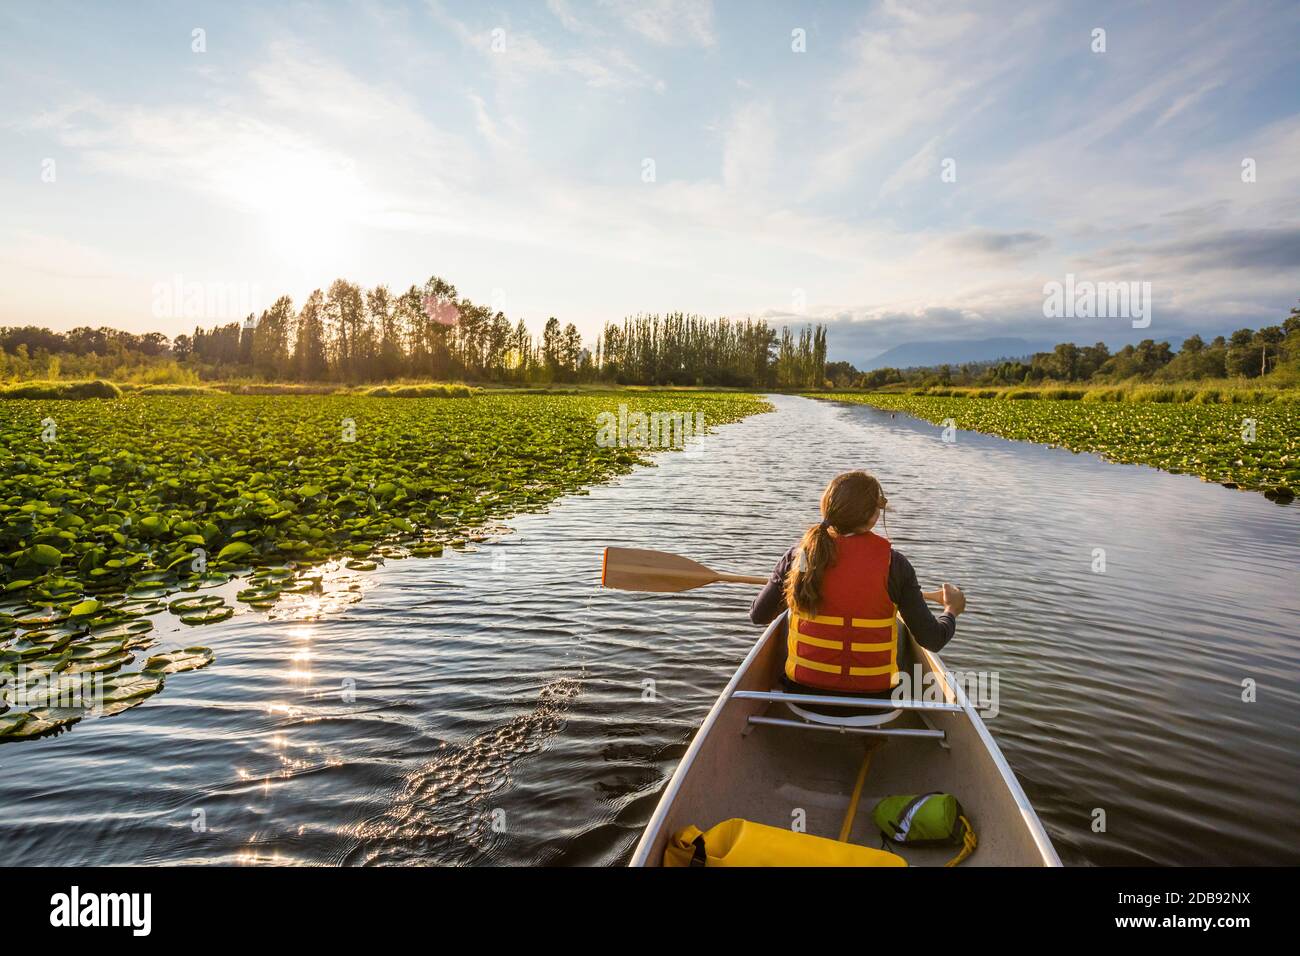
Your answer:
[168,595,225,614]
[0,712,32,737]
[97,695,151,718]
[138,515,168,536]
[143,646,214,674]
[216,541,255,561]
[68,599,101,617]
[89,619,152,638]
[16,608,68,628]
[22,627,82,645]
[126,585,171,599]
[67,638,127,661]
[7,637,64,659]
[117,599,167,617]
[24,544,64,567]
[25,651,70,677]
[65,650,132,674]
[102,672,164,702]
[236,586,280,603]
[0,710,79,740]
[179,605,233,625]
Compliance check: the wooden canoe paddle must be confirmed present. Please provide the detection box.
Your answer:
[602,547,766,592]
[601,546,945,603]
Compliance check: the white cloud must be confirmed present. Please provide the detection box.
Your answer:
[431,1,663,91]
[599,0,715,48]
[546,0,600,37]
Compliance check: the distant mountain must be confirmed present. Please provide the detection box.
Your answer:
[857,337,1055,371]
[846,332,1197,372]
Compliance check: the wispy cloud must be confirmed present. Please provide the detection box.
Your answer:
[599,0,716,48]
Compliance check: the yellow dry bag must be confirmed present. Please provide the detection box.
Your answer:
[663,818,907,867]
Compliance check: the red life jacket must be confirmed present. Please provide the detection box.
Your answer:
[786,532,899,693]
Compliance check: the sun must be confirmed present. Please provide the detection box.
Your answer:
[227,147,367,268]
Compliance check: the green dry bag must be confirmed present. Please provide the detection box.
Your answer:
[873,792,969,847]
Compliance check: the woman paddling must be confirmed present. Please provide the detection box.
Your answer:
[750,470,966,698]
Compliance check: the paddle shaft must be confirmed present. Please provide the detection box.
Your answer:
[733,573,943,604]
[713,572,768,585]
[701,571,944,603]
[602,547,952,605]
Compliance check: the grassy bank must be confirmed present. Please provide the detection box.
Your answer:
[810,391,1298,498]
[0,390,769,740]
[838,381,1300,404]
[0,378,767,400]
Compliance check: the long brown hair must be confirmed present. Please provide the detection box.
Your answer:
[784,471,886,615]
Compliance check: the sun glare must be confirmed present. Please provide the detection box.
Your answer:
[229,149,367,268]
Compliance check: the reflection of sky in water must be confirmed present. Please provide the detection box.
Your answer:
[0,396,1296,867]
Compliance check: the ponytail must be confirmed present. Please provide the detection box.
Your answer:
[783,471,885,616]
[784,520,837,615]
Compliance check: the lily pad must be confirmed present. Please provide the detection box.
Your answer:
[15,608,68,628]
[179,605,234,625]
[168,594,225,615]
[89,619,153,639]
[143,646,214,674]
[102,672,164,702]
[0,710,78,740]
[65,650,132,674]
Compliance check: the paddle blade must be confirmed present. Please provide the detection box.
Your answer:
[601,547,718,593]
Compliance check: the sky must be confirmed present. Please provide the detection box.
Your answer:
[1,0,1298,365]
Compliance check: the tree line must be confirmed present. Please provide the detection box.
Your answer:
[843,303,1300,389]
[0,276,828,389]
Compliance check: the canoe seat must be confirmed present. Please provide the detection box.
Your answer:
[731,689,957,741]
[780,694,902,728]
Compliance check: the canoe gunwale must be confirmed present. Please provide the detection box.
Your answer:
[627,614,785,867]
[915,642,1063,867]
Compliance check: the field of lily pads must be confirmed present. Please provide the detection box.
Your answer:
[814,392,1299,498]
[0,390,767,741]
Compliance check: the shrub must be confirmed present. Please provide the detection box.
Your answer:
[363,383,478,398]
[135,385,216,396]
[0,379,122,400]
[1082,387,1125,402]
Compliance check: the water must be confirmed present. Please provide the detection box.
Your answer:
[1,395,1297,866]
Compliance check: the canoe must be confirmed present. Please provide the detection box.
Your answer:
[629,612,1061,866]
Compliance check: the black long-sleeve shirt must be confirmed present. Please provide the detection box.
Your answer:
[749,543,956,652]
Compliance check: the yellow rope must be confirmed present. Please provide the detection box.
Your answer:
[944,815,978,867]
[837,743,878,842]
